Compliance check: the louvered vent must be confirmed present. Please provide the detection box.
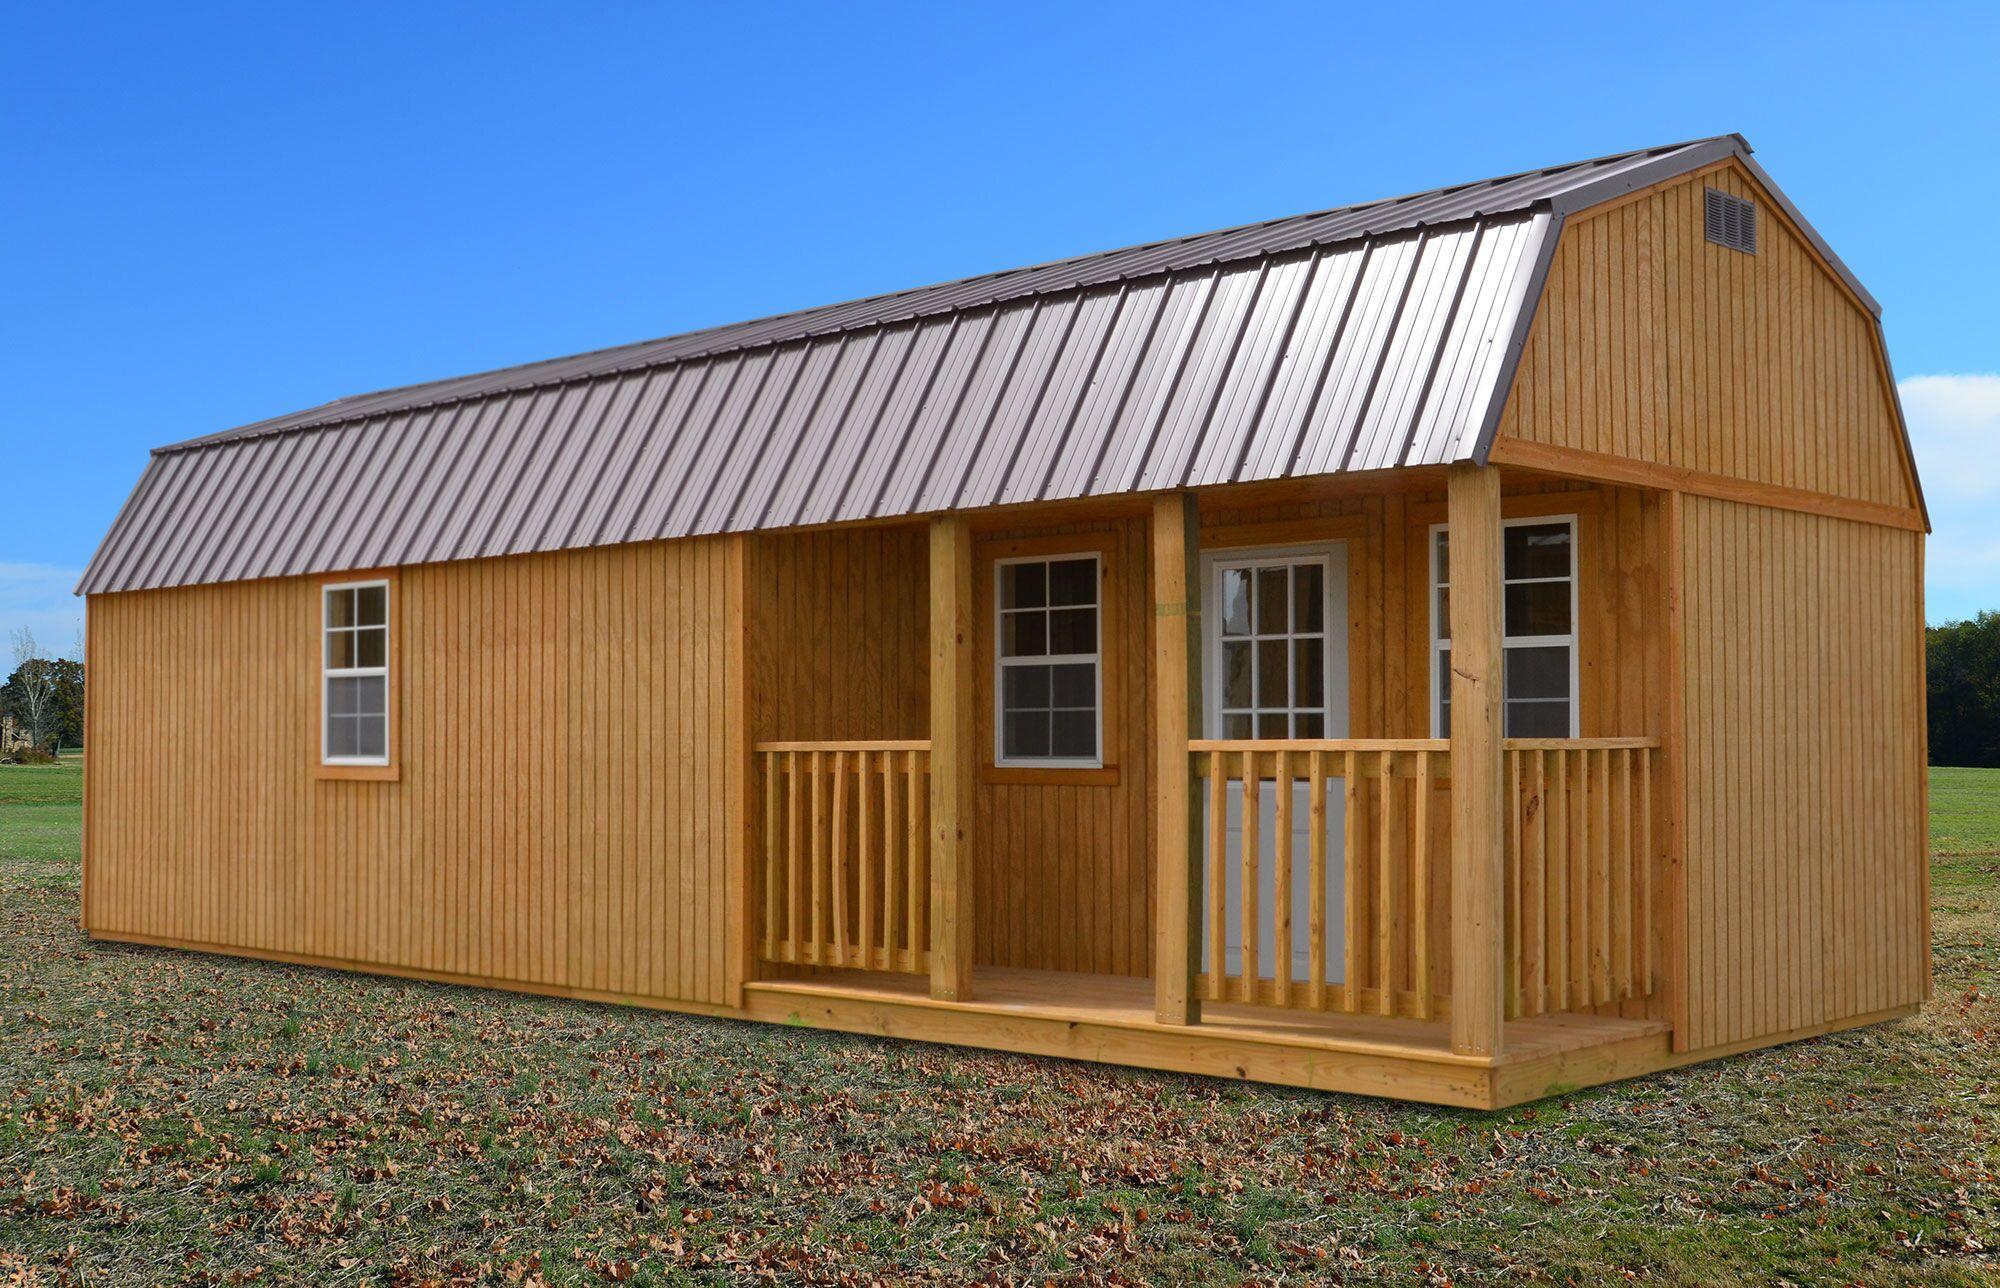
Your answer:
[1704,187,1757,253]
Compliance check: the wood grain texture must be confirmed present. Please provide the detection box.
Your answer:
[1675,496,1927,1051]
[84,539,739,1007]
[1498,163,1921,515]
[1446,464,1506,1057]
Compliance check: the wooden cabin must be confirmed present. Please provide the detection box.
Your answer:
[77,136,1929,1108]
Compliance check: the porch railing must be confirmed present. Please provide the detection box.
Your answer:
[1504,739,1659,1018]
[756,741,931,972]
[1188,736,1661,1023]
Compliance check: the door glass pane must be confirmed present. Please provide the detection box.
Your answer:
[1436,647,1452,737]
[1220,568,1251,636]
[1001,562,1046,609]
[1050,710,1095,758]
[1294,637,1324,708]
[1255,567,1288,634]
[1505,646,1569,701]
[1504,523,1571,580]
[1294,711,1324,738]
[1048,557,1095,607]
[1292,563,1323,633]
[1256,639,1288,707]
[1435,587,1451,641]
[1257,711,1288,739]
[1223,712,1253,739]
[1047,607,1096,655]
[1050,663,1094,708]
[1221,641,1252,708]
[1505,582,1571,636]
[1433,531,1448,584]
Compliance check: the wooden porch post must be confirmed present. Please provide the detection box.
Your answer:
[928,514,976,1001]
[725,533,756,1007]
[1447,463,1505,1058]
[1152,493,1203,1025]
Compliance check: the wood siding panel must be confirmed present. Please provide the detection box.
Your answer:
[1676,496,1927,1051]
[1499,165,1917,512]
[84,539,738,1007]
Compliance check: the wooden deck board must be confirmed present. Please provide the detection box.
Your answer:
[746,966,1671,1106]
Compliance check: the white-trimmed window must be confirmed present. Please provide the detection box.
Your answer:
[995,554,1101,766]
[323,580,389,764]
[1431,518,1578,738]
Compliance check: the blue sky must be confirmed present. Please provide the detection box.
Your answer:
[5,2,1997,657]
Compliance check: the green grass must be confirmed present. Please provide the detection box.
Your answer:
[1,760,1995,1284]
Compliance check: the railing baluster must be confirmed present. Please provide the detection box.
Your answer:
[1240,752,1260,1003]
[1639,747,1654,992]
[1343,750,1361,1012]
[858,750,875,970]
[1614,748,1633,999]
[831,751,850,966]
[1505,748,1521,1020]
[1551,749,1570,1012]
[1274,749,1293,1009]
[1206,752,1226,1003]
[882,752,899,972]
[907,750,924,972]
[1376,752,1398,1017]
[1308,749,1327,1012]
[1594,747,1613,1006]
[1527,748,1547,1017]
[763,753,779,956]
[786,752,803,963]
[1413,749,1432,1020]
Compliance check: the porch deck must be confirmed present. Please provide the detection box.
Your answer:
[743,967,1671,1109]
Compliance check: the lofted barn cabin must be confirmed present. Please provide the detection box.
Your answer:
[78,135,1929,1107]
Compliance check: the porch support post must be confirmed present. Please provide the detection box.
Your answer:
[1447,463,1506,1058]
[928,514,976,1002]
[724,533,757,1008]
[1152,493,1203,1025]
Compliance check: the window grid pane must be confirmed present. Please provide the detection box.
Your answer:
[997,556,1099,764]
[1218,559,1331,741]
[1432,523,1576,737]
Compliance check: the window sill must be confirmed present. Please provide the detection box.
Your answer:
[981,763,1121,787]
[315,762,400,782]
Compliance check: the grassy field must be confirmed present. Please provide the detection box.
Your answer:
[1,757,1994,1284]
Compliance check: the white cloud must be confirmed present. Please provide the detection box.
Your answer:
[1901,374,2000,624]
[0,562,85,664]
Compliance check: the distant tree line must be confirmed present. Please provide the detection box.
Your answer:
[2,627,84,755]
[1929,612,2000,768]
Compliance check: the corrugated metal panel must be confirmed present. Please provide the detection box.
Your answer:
[82,137,1799,595]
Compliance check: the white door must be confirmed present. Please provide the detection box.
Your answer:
[1200,544,1349,984]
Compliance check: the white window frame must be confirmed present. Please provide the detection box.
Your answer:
[993,552,1103,769]
[1199,543,1347,742]
[321,578,391,767]
[1428,515,1579,739]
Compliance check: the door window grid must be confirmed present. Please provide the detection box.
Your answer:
[1430,518,1578,738]
[995,554,1101,766]
[323,581,389,764]
[1216,556,1330,740]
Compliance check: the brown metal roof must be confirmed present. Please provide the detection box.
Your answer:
[82,135,1803,595]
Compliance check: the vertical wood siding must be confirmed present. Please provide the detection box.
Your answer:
[1499,164,1918,511]
[1677,497,1927,1050]
[85,539,739,1007]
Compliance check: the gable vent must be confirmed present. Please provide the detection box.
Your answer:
[1704,187,1757,254]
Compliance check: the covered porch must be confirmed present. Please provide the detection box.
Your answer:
[736,462,1679,1102]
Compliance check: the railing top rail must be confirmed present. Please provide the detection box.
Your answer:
[754,739,933,753]
[1187,738,1450,754]
[1502,736,1662,750]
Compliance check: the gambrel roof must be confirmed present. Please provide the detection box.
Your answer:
[81,133,1869,594]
